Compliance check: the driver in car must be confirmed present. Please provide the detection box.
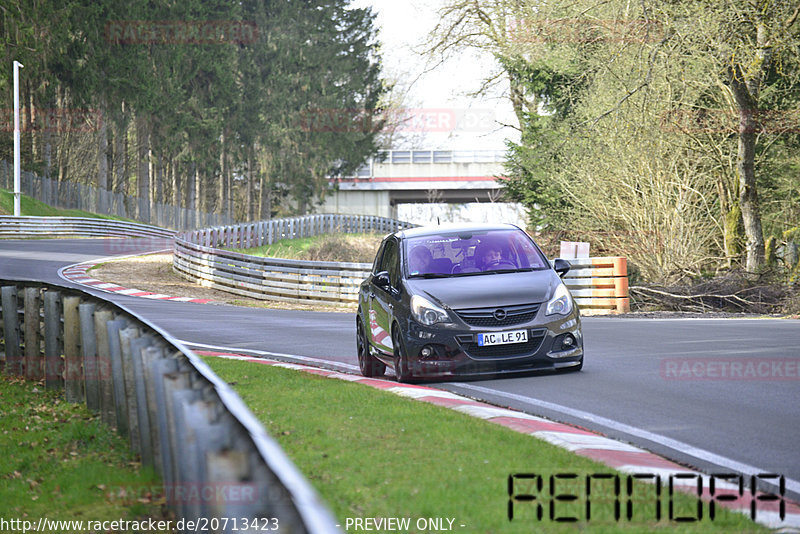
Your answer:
[409,245,434,275]
[476,243,503,270]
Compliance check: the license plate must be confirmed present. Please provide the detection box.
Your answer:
[477,329,528,346]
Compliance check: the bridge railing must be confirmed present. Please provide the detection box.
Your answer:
[345,149,508,178]
[0,278,341,532]
[173,214,415,305]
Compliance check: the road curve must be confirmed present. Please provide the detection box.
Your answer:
[2,238,799,500]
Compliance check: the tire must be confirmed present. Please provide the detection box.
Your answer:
[357,319,385,378]
[392,328,414,383]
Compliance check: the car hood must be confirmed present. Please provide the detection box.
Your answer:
[406,269,559,309]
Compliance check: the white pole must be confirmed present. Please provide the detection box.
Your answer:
[13,60,24,217]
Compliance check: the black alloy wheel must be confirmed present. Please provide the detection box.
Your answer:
[392,328,414,383]
[357,319,385,377]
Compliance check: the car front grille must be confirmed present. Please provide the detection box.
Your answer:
[457,329,547,359]
[455,303,541,327]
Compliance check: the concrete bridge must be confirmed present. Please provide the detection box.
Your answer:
[322,149,506,219]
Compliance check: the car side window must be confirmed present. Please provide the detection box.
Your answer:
[372,241,387,274]
[382,240,400,287]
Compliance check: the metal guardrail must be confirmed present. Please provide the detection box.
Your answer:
[0,216,176,239]
[0,278,341,533]
[174,215,629,313]
[173,214,415,305]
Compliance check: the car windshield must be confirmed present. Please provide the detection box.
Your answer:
[404,228,550,278]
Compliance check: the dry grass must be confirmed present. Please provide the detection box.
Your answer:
[303,234,383,263]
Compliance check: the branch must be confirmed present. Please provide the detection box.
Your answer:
[786,4,800,29]
[630,286,760,307]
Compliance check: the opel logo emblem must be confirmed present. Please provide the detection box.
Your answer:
[493,309,507,321]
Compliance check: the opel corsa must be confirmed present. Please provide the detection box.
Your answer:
[356,223,583,382]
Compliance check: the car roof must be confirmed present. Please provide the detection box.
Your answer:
[394,222,524,240]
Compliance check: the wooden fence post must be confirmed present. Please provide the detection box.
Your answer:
[1,286,21,375]
[23,287,42,380]
[130,335,155,467]
[94,308,115,425]
[118,326,142,452]
[63,295,83,402]
[79,302,100,411]
[43,290,63,389]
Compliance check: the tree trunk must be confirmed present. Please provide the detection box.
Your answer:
[42,86,52,181]
[196,167,204,220]
[725,18,775,273]
[736,108,764,272]
[25,81,34,165]
[219,132,226,217]
[154,152,163,226]
[246,149,253,221]
[186,161,196,213]
[171,157,180,207]
[97,97,109,214]
[113,117,126,194]
[259,162,271,221]
[136,114,150,222]
[227,157,233,221]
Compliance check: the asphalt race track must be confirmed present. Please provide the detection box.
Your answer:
[2,238,799,501]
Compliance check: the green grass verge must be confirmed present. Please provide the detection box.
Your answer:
[0,188,131,220]
[0,374,167,527]
[202,357,765,533]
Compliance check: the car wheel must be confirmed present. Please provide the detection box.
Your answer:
[357,319,385,377]
[392,328,414,383]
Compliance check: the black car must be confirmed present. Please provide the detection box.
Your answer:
[356,223,583,382]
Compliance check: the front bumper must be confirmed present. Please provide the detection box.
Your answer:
[400,313,583,380]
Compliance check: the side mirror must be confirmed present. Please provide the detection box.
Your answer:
[373,271,391,290]
[553,258,571,278]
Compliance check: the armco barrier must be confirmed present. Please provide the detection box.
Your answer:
[0,278,341,533]
[174,214,414,305]
[175,216,629,314]
[562,256,630,314]
[0,216,175,239]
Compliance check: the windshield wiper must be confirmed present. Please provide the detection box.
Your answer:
[409,273,451,279]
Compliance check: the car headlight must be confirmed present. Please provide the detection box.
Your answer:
[545,283,573,316]
[411,295,451,325]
